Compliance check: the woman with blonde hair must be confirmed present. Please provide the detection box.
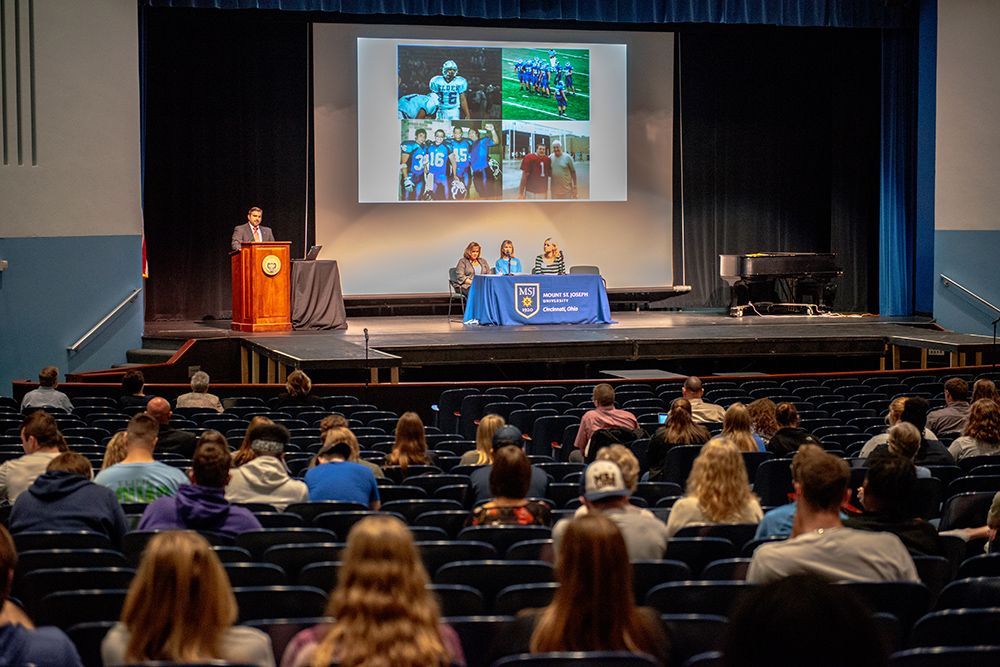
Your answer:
[664,438,763,538]
[496,514,669,663]
[532,238,566,275]
[101,431,129,470]
[716,403,765,453]
[232,415,275,466]
[646,398,711,481]
[949,398,1000,460]
[275,370,321,409]
[459,413,505,465]
[280,515,465,667]
[386,411,435,473]
[101,531,274,666]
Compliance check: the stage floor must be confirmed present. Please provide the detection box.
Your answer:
[144,310,996,382]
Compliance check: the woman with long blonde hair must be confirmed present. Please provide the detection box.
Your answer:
[664,438,763,538]
[386,412,434,473]
[495,514,668,663]
[949,398,1000,460]
[459,413,505,465]
[718,403,765,452]
[281,515,465,667]
[101,531,274,666]
[101,431,129,470]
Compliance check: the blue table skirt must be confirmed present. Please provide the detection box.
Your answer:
[463,274,613,326]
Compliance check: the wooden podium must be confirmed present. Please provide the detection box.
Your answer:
[231,242,292,332]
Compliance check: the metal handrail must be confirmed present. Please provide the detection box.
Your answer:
[68,288,142,353]
[940,274,1000,314]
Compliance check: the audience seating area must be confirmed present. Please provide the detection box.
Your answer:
[3,367,1000,666]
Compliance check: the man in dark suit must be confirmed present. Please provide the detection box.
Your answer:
[145,397,197,459]
[230,206,275,251]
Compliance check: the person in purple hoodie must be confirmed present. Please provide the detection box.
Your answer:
[9,452,130,549]
[137,432,262,541]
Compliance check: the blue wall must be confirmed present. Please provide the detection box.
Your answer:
[934,230,1000,336]
[0,235,145,393]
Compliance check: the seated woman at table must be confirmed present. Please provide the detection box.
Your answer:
[455,242,490,296]
[495,239,522,275]
[532,238,566,275]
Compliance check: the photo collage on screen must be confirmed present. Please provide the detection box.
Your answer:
[397,45,590,201]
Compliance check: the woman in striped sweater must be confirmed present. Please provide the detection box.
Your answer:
[532,237,566,274]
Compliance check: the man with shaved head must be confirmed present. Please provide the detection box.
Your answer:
[146,396,197,458]
[681,376,726,423]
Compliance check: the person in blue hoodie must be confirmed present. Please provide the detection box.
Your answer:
[0,525,85,666]
[8,452,130,550]
[137,432,262,541]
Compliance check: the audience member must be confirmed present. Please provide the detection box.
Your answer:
[305,428,381,509]
[0,410,68,504]
[497,514,669,665]
[385,411,436,473]
[767,403,821,456]
[754,444,827,540]
[175,371,224,412]
[119,369,152,410]
[948,397,1000,460]
[102,431,128,470]
[576,445,655,519]
[469,426,549,504]
[747,398,780,443]
[274,370,321,409]
[146,396,197,459]
[225,422,308,511]
[93,413,190,503]
[747,450,919,583]
[465,445,552,527]
[317,423,383,478]
[714,402,765,452]
[859,396,937,458]
[900,397,955,466]
[0,526,85,666]
[665,439,763,538]
[137,433,262,539]
[459,413,505,465]
[926,376,971,436]
[681,376,726,423]
[233,416,275,466]
[723,573,889,667]
[844,452,945,557]
[571,384,639,461]
[318,414,349,441]
[553,460,669,560]
[646,398,710,481]
[280,515,465,667]
[971,378,1000,406]
[19,365,73,413]
[101,531,274,666]
[9,452,129,549]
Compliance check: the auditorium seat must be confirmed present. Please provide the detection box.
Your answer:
[890,646,1000,667]
[233,585,328,623]
[284,501,369,523]
[377,485,429,503]
[664,538,737,578]
[494,582,559,615]
[934,576,1000,610]
[234,527,339,559]
[956,553,1000,579]
[839,580,931,632]
[223,562,288,587]
[380,498,463,523]
[37,589,128,629]
[457,525,552,557]
[908,608,1000,648]
[19,567,135,621]
[433,560,555,612]
[529,416,578,458]
[417,540,499,576]
[938,492,995,531]
[429,583,487,616]
[660,614,727,666]
[262,543,344,582]
[505,539,554,562]
[630,559,692,601]
[443,615,513,667]
[645,580,757,616]
[508,409,559,439]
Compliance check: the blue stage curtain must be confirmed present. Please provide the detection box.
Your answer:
[880,22,919,316]
[142,0,908,28]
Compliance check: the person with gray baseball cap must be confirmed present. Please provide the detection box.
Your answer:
[552,460,670,561]
[469,425,550,504]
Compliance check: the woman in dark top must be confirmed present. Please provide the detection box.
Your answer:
[455,242,489,296]
[274,370,322,409]
[495,514,670,665]
[767,403,821,457]
[646,398,710,481]
[466,445,551,527]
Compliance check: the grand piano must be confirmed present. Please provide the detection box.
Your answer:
[719,252,842,316]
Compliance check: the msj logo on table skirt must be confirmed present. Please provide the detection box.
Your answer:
[514,283,540,319]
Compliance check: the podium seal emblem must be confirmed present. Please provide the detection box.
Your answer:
[262,255,282,277]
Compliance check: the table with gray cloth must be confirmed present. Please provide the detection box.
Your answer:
[291,260,348,330]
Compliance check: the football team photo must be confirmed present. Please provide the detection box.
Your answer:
[400,120,504,201]
[501,47,590,121]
